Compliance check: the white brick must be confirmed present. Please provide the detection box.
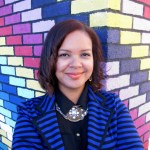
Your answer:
[14,0,31,12]
[129,94,146,109]
[5,0,20,4]
[33,20,55,33]
[0,122,12,134]
[22,8,42,22]
[105,61,119,76]
[0,56,7,65]
[9,76,25,87]
[120,85,139,100]
[146,112,150,122]
[139,101,150,116]
[7,132,13,141]
[105,75,130,91]
[0,114,5,122]
[133,17,150,31]
[122,0,143,16]
[17,87,34,99]
[142,33,150,44]
[1,66,15,75]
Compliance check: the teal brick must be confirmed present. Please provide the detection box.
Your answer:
[1,66,15,75]
[9,76,25,87]
[0,99,3,106]
[0,56,7,65]
[0,91,9,101]
[17,87,34,98]
[0,107,11,118]
[5,117,16,128]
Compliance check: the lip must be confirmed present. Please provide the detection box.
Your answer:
[66,72,83,79]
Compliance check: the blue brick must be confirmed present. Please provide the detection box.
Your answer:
[4,101,17,112]
[43,1,70,18]
[32,0,55,8]
[0,142,8,150]
[5,117,16,128]
[9,95,25,105]
[0,91,9,101]
[12,112,18,121]
[0,74,9,83]
[0,83,2,90]
[3,84,17,95]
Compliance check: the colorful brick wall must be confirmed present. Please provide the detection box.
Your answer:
[0,0,150,149]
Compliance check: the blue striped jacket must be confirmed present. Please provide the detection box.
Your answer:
[12,86,144,150]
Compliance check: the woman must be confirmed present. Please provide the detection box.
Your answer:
[12,20,144,150]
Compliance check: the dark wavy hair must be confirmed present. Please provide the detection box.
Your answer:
[38,19,104,93]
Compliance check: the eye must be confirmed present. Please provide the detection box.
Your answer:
[81,53,91,57]
[58,53,69,57]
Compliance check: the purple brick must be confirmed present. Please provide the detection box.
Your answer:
[140,81,150,94]
[146,92,150,102]
[23,34,42,44]
[0,5,12,17]
[13,23,31,34]
[5,13,20,25]
[0,0,4,6]
[107,29,120,44]
[34,45,42,56]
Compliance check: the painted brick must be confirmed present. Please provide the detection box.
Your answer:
[141,58,150,70]
[1,136,11,148]
[144,131,150,142]
[0,75,9,83]
[5,0,19,4]
[16,67,34,78]
[0,107,11,118]
[139,101,150,116]
[24,57,40,68]
[5,117,16,128]
[35,91,45,97]
[146,112,150,122]
[144,6,150,19]
[144,141,149,150]
[120,31,141,44]
[149,71,150,81]
[105,75,130,91]
[140,81,150,94]
[131,45,149,58]
[0,114,5,122]
[8,57,23,66]
[131,71,148,85]
[0,26,12,36]
[0,0,4,6]
[34,70,38,79]
[13,0,31,12]
[142,33,150,44]
[32,0,55,8]
[0,37,5,45]
[43,2,70,18]
[9,76,25,87]
[15,46,32,56]
[90,12,132,29]
[32,20,55,33]
[0,47,14,55]
[147,91,150,101]
[23,34,42,44]
[22,8,41,22]
[130,108,138,120]
[0,99,4,106]
[107,29,120,43]
[27,79,44,92]
[0,142,8,150]
[6,35,22,45]
[0,17,4,26]
[107,45,131,59]
[4,101,17,113]
[17,87,34,99]
[129,94,146,109]
[0,83,2,90]
[121,59,140,73]
[122,0,143,16]
[13,23,31,34]
[1,66,15,76]
[5,13,20,25]
[0,56,7,65]
[136,0,150,5]
[134,115,146,129]
[7,132,13,141]
[120,85,139,100]
[3,84,17,95]
[9,95,25,105]
[34,45,42,56]
[0,5,12,17]
[123,100,128,108]
[12,112,17,121]
[0,129,6,137]
[0,91,9,101]
[105,61,119,75]
[138,122,150,137]
[133,17,150,31]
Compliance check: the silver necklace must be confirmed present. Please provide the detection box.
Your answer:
[56,103,88,122]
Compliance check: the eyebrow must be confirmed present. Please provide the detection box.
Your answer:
[59,49,92,52]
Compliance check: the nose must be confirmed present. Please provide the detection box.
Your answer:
[69,56,82,68]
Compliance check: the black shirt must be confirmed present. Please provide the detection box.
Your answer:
[55,86,88,150]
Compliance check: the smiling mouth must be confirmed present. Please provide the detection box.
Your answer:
[66,73,83,79]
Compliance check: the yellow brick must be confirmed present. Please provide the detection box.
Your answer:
[27,79,45,92]
[132,46,149,58]
[16,67,34,78]
[141,58,150,70]
[35,91,45,97]
[0,47,14,55]
[0,129,7,137]
[0,37,6,45]
[2,136,12,148]
[120,31,141,44]
[8,57,23,66]
[90,12,132,28]
[108,0,121,10]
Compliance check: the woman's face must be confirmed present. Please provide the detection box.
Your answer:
[56,30,93,92]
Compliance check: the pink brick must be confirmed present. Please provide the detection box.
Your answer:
[123,100,128,108]
[34,70,38,79]
[130,108,138,120]
[0,0,4,6]
[5,13,20,25]
[144,141,149,150]
[136,0,150,5]
[0,17,4,26]
[144,131,150,142]
[15,46,33,56]
[134,115,146,129]
[0,5,12,17]
[0,26,12,36]
[6,35,22,45]
[23,34,42,44]
[34,45,42,56]
[13,23,31,34]
[138,122,150,136]
[24,57,40,68]
[144,6,150,19]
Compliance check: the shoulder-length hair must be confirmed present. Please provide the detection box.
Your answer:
[38,19,104,93]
